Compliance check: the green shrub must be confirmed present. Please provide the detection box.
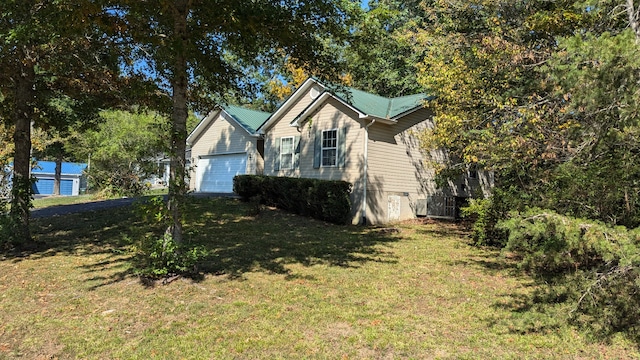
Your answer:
[234,175,352,224]
[0,214,17,251]
[131,196,206,278]
[89,167,148,198]
[498,208,640,340]
[461,195,509,247]
[233,175,265,202]
[132,232,206,278]
[2,175,34,249]
[498,209,625,275]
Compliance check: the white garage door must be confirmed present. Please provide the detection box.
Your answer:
[195,153,247,193]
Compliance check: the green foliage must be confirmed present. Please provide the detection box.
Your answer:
[135,196,169,224]
[69,110,167,197]
[461,197,508,247]
[234,175,353,224]
[538,28,640,228]
[0,175,34,250]
[499,210,620,275]
[414,1,640,243]
[116,0,358,244]
[0,153,10,209]
[93,169,150,198]
[132,233,206,278]
[344,0,425,96]
[498,208,640,339]
[8,174,33,246]
[0,152,15,251]
[0,213,17,251]
[1,1,134,243]
[131,196,206,278]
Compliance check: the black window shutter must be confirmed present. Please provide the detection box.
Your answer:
[313,130,321,169]
[338,127,347,168]
[294,135,301,169]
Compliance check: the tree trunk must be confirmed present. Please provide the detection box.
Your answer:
[11,49,35,245]
[167,0,190,244]
[627,0,640,44]
[53,154,62,196]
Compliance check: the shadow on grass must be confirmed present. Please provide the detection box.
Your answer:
[6,197,402,289]
[412,223,573,339]
[412,219,471,239]
[452,240,638,344]
[183,198,401,281]
[14,208,134,260]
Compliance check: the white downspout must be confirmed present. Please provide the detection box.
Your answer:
[362,119,376,225]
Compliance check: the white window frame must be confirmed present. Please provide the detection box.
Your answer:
[280,136,294,170]
[321,129,338,167]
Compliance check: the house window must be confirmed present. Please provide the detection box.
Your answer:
[280,136,294,170]
[321,129,338,167]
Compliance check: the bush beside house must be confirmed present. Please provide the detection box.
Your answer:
[234,175,352,224]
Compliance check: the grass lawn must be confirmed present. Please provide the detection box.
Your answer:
[31,194,99,208]
[1,197,638,359]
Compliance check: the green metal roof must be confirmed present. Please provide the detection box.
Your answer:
[223,105,271,134]
[333,87,429,119]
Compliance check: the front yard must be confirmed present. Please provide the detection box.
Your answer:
[0,198,637,359]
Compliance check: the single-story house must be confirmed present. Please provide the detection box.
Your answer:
[188,78,492,224]
[31,161,87,196]
[187,105,270,192]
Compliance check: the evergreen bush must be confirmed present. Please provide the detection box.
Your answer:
[498,208,640,339]
[234,175,352,224]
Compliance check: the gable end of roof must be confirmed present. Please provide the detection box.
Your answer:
[187,105,271,145]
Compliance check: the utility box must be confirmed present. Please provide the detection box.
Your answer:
[417,195,457,219]
[416,199,428,216]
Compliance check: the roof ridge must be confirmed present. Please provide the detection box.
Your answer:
[223,104,272,116]
[343,86,390,100]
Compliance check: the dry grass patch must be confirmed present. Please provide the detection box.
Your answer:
[0,198,638,359]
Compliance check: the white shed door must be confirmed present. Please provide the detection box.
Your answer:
[196,153,247,193]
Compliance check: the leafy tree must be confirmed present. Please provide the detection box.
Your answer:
[68,109,168,197]
[112,0,358,244]
[267,1,425,99]
[417,0,580,173]
[32,96,92,196]
[0,1,126,245]
[413,0,640,338]
[414,0,640,226]
[345,0,426,97]
[541,28,640,226]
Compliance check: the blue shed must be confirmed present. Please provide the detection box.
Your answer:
[31,161,87,196]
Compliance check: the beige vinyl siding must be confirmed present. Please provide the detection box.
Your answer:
[298,99,364,183]
[263,85,448,224]
[367,108,436,194]
[299,100,365,225]
[188,113,258,190]
[266,97,365,182]
[263,86,320,177]
[263,94,366,224]
[365,108,436,224]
